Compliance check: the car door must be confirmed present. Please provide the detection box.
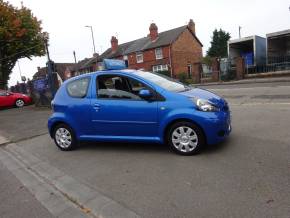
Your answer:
[90,74,158,138]
[65,77,92,136]
[0,91,13,107]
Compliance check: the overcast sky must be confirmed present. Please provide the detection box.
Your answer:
[7,0,290,86]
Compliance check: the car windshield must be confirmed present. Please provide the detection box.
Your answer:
[133,71,190,92]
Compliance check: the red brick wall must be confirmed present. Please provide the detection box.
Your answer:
[171,28,203,77]
[126,46,171,71]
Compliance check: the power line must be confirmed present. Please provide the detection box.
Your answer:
[0,44,41,61]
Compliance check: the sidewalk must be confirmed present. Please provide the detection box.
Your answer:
[196,76,290,87]
[0,161,54,218]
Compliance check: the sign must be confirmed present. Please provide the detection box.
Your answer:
[103,59,126,70]
[33,78,48,91]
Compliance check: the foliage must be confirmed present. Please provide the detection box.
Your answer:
[0,0,47,88]
[221,69,236,81]
[202,55,213,66]
[157,70,171,77]
[207,29,231,58]
[177,72,188,84]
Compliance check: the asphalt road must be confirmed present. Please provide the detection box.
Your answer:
[0,81,289,218]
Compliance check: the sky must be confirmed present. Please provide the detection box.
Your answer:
[7,0,290,86]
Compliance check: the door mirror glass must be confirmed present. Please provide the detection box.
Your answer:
[139,89,152,99]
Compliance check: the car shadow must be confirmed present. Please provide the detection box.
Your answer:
[202,137,231,154]
[78,138,231,155]
[79,141,169,154]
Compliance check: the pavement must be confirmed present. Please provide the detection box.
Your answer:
[196,75,290,87]
[0,81,290,218]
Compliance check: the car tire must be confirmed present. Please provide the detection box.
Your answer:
[167,121,205,155]
[53,124,78,151]
[15,99,25,108]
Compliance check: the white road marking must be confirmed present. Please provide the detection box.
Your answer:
[230,102,290,106]
[208,85,290,92]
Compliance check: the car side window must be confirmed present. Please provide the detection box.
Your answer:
[67,77,90,98]
[0,91,9,96]
[96,75,149,100]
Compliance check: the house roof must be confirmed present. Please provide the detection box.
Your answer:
[99,25,203,60]
[78,56,98,70]
[33,63,75,81]
[266,29,290,38]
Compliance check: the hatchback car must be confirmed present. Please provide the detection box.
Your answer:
[0,90,32,108]
[48,60,231,155]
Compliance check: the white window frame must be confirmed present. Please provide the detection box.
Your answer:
[136,53,143,63]
[155,48,163,60]
[152,64,168,72]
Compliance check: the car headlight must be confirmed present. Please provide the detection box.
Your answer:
[192,98,219,112]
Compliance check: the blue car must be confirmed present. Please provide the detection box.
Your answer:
[48,60,231,155]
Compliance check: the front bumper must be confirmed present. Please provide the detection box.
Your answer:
[198,111,231,145]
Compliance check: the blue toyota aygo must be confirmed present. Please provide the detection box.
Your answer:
[48,59,231,155]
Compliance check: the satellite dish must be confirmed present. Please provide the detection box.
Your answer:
[21,76,26,82]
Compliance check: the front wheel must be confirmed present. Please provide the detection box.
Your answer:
[15,99,25,107]
[167,121,205,155]
[53,124,77,151]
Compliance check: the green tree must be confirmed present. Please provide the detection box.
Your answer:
[0,0,47,89]
[207,29,231,58]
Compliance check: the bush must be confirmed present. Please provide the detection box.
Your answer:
[177,72,188,84]
[157,70,171,77]
[221,69,236,81]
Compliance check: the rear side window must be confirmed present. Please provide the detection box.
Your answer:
[67,77,90,98]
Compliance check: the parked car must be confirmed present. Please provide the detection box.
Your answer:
[48,60,231,155]
[0,90,32,108]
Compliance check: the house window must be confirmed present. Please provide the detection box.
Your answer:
[155,48,163,59]
[136,53,143,63]
[152,65,168,72]
[123,55,129,67]
[187,64,192,78]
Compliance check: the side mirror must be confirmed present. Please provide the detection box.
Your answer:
[6,92,11,96]
[139,89,152,99]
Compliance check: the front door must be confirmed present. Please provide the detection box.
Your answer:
[0,91,13,107]
[91,74,158,138]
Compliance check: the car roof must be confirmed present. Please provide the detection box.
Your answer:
[67,69,140,82]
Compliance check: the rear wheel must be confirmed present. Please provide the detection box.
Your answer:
[15,99,25,107]
[53,124,77,151]
[167,121,205,155]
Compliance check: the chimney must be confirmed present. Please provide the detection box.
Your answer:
[111,36,118,52]
[188,19,195,34]
[149,23,158,41]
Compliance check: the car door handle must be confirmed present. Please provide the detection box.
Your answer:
[93,103,101,111]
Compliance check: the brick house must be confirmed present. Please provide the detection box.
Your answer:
[33,63,75,81]
[99,19,203,78]
[63,53,99,78]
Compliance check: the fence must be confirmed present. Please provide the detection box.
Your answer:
[10,73,61,107]
[246,56,290,74]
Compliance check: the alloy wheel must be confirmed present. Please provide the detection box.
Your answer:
[55,128,72,149]
[15,99,24,107]
[171,126,198,153]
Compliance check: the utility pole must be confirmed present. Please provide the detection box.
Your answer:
[43,32,55,97]
[85,25,96,54]
[73,51,77,63]
[239,26,242,38]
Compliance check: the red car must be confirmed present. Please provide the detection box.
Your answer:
[0,90,32,108]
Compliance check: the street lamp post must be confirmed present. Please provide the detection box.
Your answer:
[85,25,96,54]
